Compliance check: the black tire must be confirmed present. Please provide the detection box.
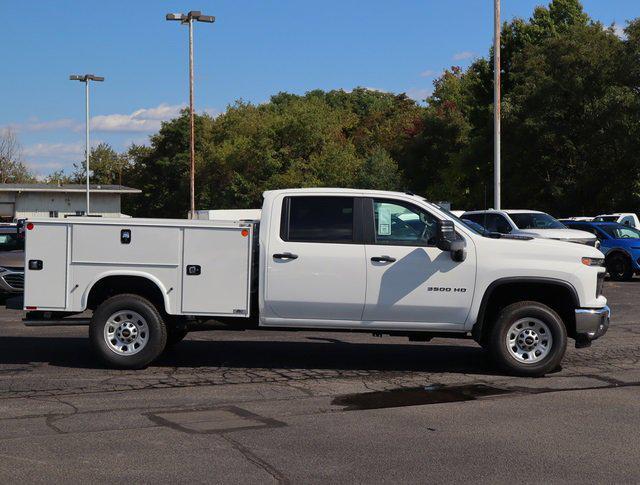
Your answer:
[607,253,633,281]
[488,301,567,377]
[89,294,167,369]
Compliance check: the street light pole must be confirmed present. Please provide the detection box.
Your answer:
[493,0,501,210]
[70,74,104,215]
[188,17,195,218]
[166,11,215,218]
[85,80,90,213]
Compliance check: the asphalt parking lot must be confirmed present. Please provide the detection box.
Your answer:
[0,281,639,484]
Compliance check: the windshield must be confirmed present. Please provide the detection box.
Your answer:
[593,216,618,223]
[0,233,23,251]
[509,212,566,230]
[601,225,640,239]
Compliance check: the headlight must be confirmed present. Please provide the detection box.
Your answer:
[582,257,605,267]
[0,267,7,274]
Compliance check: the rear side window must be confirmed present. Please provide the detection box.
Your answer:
[282,196,354,243]
[464,213,512,233]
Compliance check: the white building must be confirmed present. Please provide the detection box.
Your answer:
[0,184,141,221]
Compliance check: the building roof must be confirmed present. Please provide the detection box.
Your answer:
[0,184,141,194]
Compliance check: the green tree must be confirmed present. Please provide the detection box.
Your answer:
[73,142,130,185]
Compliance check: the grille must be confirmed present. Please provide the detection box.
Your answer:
[3,273,23,290]
[596,272,605,297]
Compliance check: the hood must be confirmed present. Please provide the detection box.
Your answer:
[519,228,596,242]
[0,250,24,269]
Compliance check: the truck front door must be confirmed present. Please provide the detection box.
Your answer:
[362,198,475,328]
[264,195,366,323]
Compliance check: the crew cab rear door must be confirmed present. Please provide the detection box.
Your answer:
[264,195,366,322]
[362,198,475,327]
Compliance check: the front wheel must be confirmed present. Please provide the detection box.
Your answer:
[89,294,167,369]
[488,301,567,377]
[607,253,633,281]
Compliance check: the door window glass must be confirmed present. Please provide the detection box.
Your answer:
[373,199,438,246]
[285,196,354,243]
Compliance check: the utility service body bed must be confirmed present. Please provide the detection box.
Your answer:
[24,217,256,317]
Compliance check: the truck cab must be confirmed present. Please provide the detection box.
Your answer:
[594,213,640,228]
[19,188,610,376]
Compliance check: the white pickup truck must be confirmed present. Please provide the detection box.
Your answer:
[16,188,610,376]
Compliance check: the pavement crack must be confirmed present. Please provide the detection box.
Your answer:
[221,433,290,484]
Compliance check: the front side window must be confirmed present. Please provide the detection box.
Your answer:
[621,216,634,226]
[466,213,512,234]
[594,216,618,223]
[509,212,565,230]
[492,215,513,233]
[601,225,640,239]
[0,233,23,251]
[284,196,354,243]
[373,199,438,246]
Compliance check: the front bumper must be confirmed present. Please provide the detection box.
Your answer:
[575,305,610,347]
[0,270,24,293]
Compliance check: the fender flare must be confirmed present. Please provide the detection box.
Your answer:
[471,277,580,341]
[81,270,173,313]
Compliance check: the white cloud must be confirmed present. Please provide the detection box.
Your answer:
[2,118,78,133]
[3,102,189,136]
[453,51,474,61]
[405,87,433,102]
[23,142,85,158]
[90,103,186,132]
[22,141,103,174]
[613,22,627,39]
[420,69,436,78]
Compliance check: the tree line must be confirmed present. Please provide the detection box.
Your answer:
[3,0,639,218]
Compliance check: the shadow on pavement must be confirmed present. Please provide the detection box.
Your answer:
[0,335,499,375]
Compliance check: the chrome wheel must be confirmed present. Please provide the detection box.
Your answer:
[505,317,553,364]
[103,310,149,356]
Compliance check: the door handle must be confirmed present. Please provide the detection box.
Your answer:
[371,256,396,263]
[273,252,298,260]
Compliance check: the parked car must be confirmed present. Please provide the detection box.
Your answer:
[15,188,609,377]
[462,210,597,245]
[563,216,594,222]
[0,225,24,293]
[593,213,640,228]
[563,221,640,280]
[0,250,24,293]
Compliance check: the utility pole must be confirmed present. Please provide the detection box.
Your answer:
[70,74,104,215]
[493,0,501,209]
[166,11,215,218]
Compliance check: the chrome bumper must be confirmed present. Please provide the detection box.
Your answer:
[575,305,610,346]
[0,270,24,293]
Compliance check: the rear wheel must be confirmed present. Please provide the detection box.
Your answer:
[488,301,567,377]
[607,253,633,281]
[90,294,167,369]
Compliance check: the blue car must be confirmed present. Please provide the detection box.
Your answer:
[562,221,640,280]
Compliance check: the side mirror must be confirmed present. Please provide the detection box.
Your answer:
[436,220,467,262]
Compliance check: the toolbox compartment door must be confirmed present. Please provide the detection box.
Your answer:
[24,223,68,309]
[181,227,251,315]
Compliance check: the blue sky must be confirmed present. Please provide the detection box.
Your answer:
[1,0,636,177]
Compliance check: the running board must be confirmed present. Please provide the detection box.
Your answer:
[23,318,91,327]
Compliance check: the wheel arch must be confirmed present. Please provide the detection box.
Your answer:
[83,271,173,314]
[472,277,579,344]
[604,248,632,261]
